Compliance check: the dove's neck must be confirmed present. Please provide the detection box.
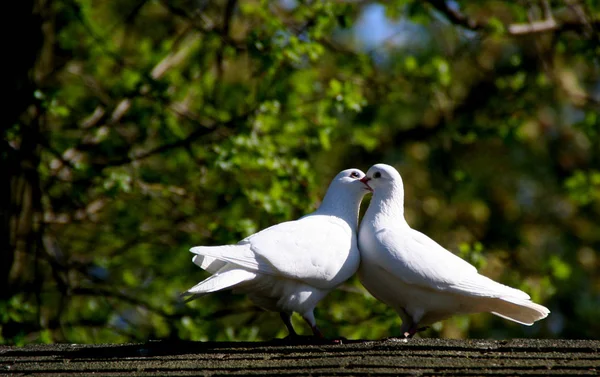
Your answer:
[315,188,363,230]
[368,186,408,226]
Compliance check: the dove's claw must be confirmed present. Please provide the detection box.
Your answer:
[330,336,347,345]
[310,325,325,339]
[401,323,424,338]
[313,336,345,345]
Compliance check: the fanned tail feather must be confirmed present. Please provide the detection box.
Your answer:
[192,254,227,274]
[181,267,256,302]
[483,296,550,325]
[190,245,256,272]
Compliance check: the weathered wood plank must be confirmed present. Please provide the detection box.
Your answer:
[1,339,598,376]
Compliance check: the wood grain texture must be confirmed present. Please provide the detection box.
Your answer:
[1,339,599,376]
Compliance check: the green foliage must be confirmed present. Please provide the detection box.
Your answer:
[458,242,487,270]
[565,170,600,206]
[4,0,600,344]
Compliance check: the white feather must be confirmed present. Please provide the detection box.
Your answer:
[182,168,370,334]
[190,216,356,289]
[192,254,226,274]
[358,164,550,335]
[184,266,256,296]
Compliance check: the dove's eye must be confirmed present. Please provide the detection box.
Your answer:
[350,171,360,178]
[373,172,382,179]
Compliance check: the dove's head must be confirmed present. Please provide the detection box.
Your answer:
[318,168,369,212]
[360,164,403,195]
[331,168,370,193]
[317,168,369,223]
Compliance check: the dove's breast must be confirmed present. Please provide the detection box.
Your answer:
[358,216,389,261]
[310,216,361,288]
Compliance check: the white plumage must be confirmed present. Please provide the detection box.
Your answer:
[358,163,549,337]
[182,168,370,337]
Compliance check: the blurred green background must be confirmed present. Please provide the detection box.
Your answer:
[3,0,600,344]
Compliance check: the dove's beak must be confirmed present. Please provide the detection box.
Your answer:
[360,176,373,192]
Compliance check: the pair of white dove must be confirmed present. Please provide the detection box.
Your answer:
[182,164,549,338]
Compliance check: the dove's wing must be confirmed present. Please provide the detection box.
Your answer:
[191,215,355,289]
[373,226,530,300]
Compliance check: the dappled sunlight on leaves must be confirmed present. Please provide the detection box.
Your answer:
[3,0,600,344]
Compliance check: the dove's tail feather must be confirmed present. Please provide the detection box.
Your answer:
[190,244,261,272]
[483,296,550,325]
[192,254,227,274]
[191,245,241,254]
[182,267,256,302]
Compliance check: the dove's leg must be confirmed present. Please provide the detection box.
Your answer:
[310,325,324,338]
[401,324,430,338]
[279,312,298,337]
[301,312,324,338]
[404,324,420,338]
[399,308,427,338]
[398,309,415,338]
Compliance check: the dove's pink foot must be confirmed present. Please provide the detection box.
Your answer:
[301,312,324,338]
[299,313,344,344]
[310,325,324,338]
[310,325,347,344]
[403,325,429,338]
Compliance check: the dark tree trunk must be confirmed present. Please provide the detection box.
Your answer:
[2,0,45,300]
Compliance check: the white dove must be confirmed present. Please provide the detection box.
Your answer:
[182,168,370,338]
[358,163,550,338]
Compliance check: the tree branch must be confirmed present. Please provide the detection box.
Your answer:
[88,111,247,169]
[426,0,600,36]
[426,0,485,31]
[508,18,558,35]
[214,0,238,101]
[159,0,246,52]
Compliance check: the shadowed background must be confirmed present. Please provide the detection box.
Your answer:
[3,0,599,344]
